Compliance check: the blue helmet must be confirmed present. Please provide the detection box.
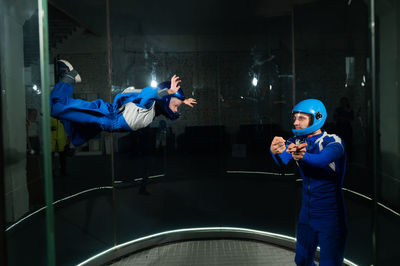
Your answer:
[155,81,185,120]
[292,99,327,136]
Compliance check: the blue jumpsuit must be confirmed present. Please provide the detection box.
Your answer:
[50,82,163,146]
[272,131,347,266]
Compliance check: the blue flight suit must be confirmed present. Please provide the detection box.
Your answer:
[50,82,164,146]
[272,131,347,266]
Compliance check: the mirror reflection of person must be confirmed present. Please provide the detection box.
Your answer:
[51,117,69,177]
[26,108,40,154]
[50,60,197,147]
[26,108,44,209]
[155,120,167,155]
[333,97,354,160]
[270,99,347,266]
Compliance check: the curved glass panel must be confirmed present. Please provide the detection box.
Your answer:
[1,0,48,265]
[375,0,400,264]
[108,0,297,251]
[294,1,372,265]
[45,1,115,265]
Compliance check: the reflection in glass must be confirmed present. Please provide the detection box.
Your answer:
[375,0,400,265]
[1,0,48,265]
[108,0,296,262]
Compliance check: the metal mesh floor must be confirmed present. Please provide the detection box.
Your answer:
[109,239,299,266]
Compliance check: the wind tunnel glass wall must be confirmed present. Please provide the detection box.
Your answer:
[108,0,298,249]
[47,0,396,265]
[2,0,115,265]
[375,0,400,265]
[46,1,116,265]
[294,1,373,265]
[1,0,48,265]
[2,0,400,266]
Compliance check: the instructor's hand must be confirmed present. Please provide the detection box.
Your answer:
[270,136,286,155]
[287,143,307,161]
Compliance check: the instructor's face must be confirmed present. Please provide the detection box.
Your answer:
[169,98,183,113]
[293,113,311,130]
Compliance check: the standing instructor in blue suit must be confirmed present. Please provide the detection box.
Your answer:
[50,60,196,146]
[270,99,347,266]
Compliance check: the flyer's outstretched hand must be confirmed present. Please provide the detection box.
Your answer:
[183,98,197,108]
[168,75,181,95]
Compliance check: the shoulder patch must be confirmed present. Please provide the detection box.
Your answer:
[315,132,344,152]
[323,133,345,153]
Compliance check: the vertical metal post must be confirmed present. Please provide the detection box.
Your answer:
[291,7,296,107]
[105,0,117,246]
[0,65,7,266]
[291,4,299,243]
[369,0,377,265]
[38,0,56,265]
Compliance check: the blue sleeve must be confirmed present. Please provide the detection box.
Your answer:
[137,86,170,109]
[136,87,160,109]
[270,137,295,166]
[271,150,293,166]
[113,86,171,109]
[113,92,139,108]
[301,142,344,168]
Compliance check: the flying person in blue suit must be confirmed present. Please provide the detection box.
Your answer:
[50,60,197,146]
[270,99,347,266]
